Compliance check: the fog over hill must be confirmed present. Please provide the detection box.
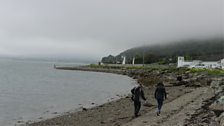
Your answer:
[102,38,224,64]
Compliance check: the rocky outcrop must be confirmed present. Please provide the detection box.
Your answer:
[219,112,224,126]
[210,79,224,94]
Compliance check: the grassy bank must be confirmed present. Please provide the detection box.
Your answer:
[89,64,224,75]
[190,68,224,76]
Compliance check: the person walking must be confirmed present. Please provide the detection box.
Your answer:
[131,82,146,117]
[154,82,167,116]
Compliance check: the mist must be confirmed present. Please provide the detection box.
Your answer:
[0,0,223,62]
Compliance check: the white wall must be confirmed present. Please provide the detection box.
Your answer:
[177,56,184,68]
[221,59,224,69]
[177,56,224,69]
[203,62,220,69]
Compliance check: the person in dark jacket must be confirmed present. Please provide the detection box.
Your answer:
[131,83,146,117]
[154,82,167,116]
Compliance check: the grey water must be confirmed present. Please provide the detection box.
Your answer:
[0,59,135,126]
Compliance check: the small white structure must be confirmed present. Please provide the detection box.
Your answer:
[221,59,224,69]
[132,57,135,65]
[177,56,224,69]
[122,56,126,65]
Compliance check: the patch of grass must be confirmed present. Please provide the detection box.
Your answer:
[88,64,224,76]
[190,68,224,75]
[87,64,187,73]
[126,66,145,70]
[88,64,123,69]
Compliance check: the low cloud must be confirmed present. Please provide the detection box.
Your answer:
[0,0,222,61]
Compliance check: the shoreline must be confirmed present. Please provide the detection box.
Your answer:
[14,68,135,126]
[28,65,224,126]
[23,90,133,126]
[29,86,195,126]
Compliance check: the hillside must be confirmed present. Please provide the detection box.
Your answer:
[101,38,224,64]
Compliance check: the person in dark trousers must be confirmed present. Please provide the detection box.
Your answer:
[131,83,146,117]
[154,82,167,116]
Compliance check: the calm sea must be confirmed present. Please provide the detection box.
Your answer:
[0,59,135,126]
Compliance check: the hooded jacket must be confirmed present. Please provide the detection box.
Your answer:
[154,83,167,100]
[131,85,146,102]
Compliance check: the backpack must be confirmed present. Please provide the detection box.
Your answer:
[131,87,136,101]
[131,86,140,101]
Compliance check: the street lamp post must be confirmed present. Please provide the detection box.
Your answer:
[143,51,145,66]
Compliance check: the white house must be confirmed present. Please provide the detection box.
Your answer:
[177,56,224,69]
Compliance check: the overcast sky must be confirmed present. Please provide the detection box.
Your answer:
[0,0,223,62]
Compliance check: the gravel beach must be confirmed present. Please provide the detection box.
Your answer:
[27,66,224,126]
[28,86,195,126]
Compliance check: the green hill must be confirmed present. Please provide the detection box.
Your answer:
[101,38,224,64]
